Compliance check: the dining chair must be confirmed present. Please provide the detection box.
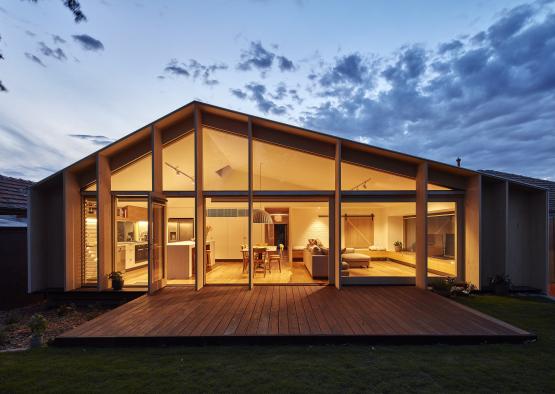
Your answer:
[268,246,282,273]
[253,247,267,277]
[241,249,249,273]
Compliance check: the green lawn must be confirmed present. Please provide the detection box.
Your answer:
[1,295,554,393]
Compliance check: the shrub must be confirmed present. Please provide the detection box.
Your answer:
[28,314,47,336]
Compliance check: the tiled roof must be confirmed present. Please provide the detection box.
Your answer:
[0,174,34,211]
[480,170,555,217]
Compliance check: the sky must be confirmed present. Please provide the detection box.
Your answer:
[0,0,554,181]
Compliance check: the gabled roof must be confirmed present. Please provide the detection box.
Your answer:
[480,170,555,216]
[0,174,34,212]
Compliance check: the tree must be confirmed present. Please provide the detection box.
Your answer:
[1,0,86,92]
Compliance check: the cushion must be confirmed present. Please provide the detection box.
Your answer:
[341,261,350,270]
[293,245,305,251]
[344,248,355,254]
[369,245,386,251]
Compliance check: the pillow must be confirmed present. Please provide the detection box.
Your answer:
[320,247,329,255]
[345,248,355,254]
[341,247,346,255]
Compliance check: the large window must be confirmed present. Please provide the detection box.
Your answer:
[203,127,248,191]
[341,201,418,280]
[253,140,334,190]
[204,197,249,284]
[163,133,195,191]
[112,155,152,191]
[341,162,450,191]
[403,202,457,277]
[251,200,329,284]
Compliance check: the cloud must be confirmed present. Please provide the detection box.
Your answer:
[319,53,374,87]
[38,42,67,61]
[162,59,228,85]
[68,134,113,146]
[52,34,66,44]
[72,34,104,51]
[0,121,68,180]
[237,41,275,72]
[237,41,296,75]
[24,53,46,67]
[230,88,247,99]
[277,55,296,71]
[231,82,288,115]
[300,1,555,179]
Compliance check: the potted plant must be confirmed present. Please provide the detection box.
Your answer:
[28,313,47,348]
[490,275,511,295]
[108,271,124,290]
[429,277,455,297]
[393,241,403,252]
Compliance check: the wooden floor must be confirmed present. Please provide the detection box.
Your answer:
[56,286,533,346]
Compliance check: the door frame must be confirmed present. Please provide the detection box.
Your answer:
[148,192,167,294]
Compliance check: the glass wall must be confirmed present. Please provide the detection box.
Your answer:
[111,154,152,191]
[114,197,149,287]
[341,161,450,190]
[203,127,248,191]
[204,197,249,284]
[163,133,195,191]
[166,197,195,285]
[253,140,334,190]
[403,202,457,277]
[251,200,329,284]
[82,196,97,286]
[341,201,418,279]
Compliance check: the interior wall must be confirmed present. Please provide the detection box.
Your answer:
[290,207,329,248]
[507,186,548,291]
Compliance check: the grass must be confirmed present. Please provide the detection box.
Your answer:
[0,295,554,393]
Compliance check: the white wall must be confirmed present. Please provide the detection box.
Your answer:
[290,207,329,248]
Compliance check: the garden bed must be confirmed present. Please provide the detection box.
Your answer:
[0,302,113,351]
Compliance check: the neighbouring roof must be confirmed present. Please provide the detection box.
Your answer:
[0,174,34,212]
[480,170,555,217]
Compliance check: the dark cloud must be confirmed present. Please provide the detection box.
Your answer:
[39,42,67,61]
[163,59,228,85]
[25,30,36,37]
[72,34,104,51]
[237,41,275,72]
[438,39,463,54]
[52,34,66,44]
[0,81,6,92]
[237,41,296,75]
[230,88,247,99]
[24,53,46,67]
[300,2,555,179]
[277,55,296,71]
[69,134,113,146]
[232,82,288,115]
[318,53,375,91]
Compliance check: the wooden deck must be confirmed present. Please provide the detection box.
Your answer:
[55,286,533,346]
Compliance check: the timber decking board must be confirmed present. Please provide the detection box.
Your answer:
[57,286,533,345]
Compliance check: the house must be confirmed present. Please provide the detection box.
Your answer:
[27,101,550,297]
[0,174,39,309]
[480,170,555,295]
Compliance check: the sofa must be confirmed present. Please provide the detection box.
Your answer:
[302,249,329,278]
